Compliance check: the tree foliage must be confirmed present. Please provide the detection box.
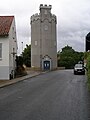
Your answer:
[16,56,23,67]
[86,53,90,90]
[57,45,84,69]
[15,56,27,76]
[22,44,31,67]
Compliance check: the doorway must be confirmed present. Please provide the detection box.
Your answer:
[44,61,50,70]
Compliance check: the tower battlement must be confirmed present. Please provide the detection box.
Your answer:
[40,4,52,9]
[31,13,56,23]
[52,14,57,23]
[31,4,56,23]
[52,14,56,20]
[31,13,40,23]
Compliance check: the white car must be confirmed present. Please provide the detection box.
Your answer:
[74,64,85,75]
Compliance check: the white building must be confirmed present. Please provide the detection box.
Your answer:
[0,16,17,80]
[31,4,57,70]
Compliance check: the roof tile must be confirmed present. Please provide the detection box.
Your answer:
[0,16,14,36]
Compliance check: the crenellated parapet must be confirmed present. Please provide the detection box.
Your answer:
[31,13,56,23]
[31,13,40,23]
[40,4,56,23]
[39,4,52,10]
[40,15,57,23]
[51,14,57,23]
[31,4,57,24]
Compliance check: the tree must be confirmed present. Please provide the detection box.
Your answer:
[57,45,84,69]
[22,44,31,67]
[16,56,23,67]
[15,56,27,76]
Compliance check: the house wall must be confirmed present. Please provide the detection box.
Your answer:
[0,17,17,80]
[0,37,9,79]
[9,17,17,78]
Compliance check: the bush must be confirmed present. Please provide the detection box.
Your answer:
[15,66,27,77]
[87,72,90,90]
[15,56,27,77]
[86,54,90,90]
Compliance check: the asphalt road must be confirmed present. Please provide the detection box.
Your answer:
[0,70,90,120]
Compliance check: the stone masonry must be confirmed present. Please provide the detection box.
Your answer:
[31,4,57,70]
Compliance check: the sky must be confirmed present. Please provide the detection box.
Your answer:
[0,0,90,54]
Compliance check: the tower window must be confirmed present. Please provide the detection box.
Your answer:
[35,41,37,46]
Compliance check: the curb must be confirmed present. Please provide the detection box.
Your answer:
[0,72,42,88]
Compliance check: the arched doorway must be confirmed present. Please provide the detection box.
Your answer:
[42,55,51,70]
[44,61,50,70]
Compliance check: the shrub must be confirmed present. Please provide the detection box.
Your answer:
[86,54,90,90]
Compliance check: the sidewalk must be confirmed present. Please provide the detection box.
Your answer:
[0,71,42,88]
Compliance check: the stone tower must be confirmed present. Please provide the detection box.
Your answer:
[31,4,57,70]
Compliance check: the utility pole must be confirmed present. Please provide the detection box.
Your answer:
[21,42,23,53]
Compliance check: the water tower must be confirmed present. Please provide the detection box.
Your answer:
[30,4,57,70]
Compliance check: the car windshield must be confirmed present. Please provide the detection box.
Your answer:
[75,64,83,68]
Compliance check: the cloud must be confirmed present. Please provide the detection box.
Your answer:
[57,0,90,52]
[0,0,90,54]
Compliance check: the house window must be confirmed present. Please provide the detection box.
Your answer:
[0,43,2,59]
